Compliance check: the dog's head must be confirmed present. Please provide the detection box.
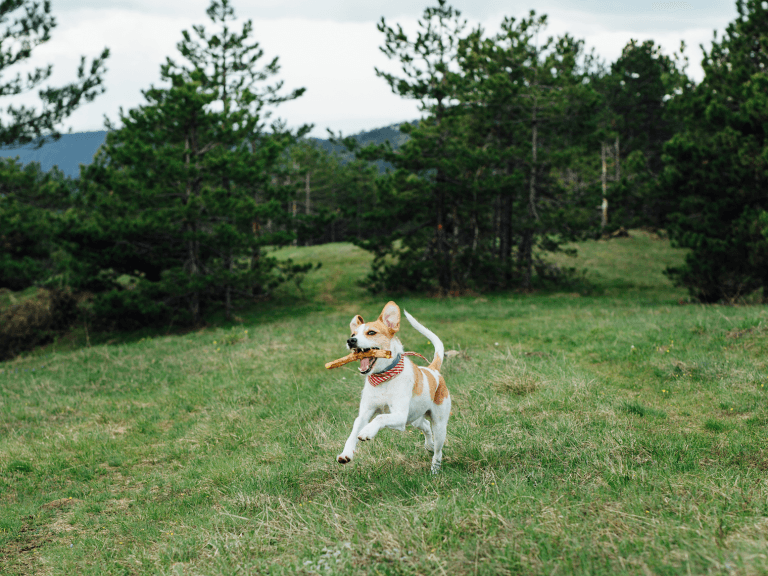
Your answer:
[347,301,401,375]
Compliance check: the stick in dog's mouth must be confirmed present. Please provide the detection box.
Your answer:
[353,347,379,374]
[324,348,391,371]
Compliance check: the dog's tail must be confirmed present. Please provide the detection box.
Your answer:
[404,310,444,371]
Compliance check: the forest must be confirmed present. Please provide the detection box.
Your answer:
[1,0,767,355]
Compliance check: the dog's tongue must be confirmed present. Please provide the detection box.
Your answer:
[360,357,372,372]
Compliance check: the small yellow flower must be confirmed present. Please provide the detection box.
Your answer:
[213,341,217,344]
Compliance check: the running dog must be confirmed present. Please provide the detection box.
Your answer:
[335,301,451,474]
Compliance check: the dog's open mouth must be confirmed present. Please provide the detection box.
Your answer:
[353,347,379,374]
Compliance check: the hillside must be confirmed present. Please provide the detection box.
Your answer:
[2,233,768,575]
[0,123,413,178]
[0,131,108,178]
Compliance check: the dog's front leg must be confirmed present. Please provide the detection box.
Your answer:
[337,407,375,464]
[357,410,408,442]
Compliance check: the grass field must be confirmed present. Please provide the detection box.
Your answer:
[1,232,767,575]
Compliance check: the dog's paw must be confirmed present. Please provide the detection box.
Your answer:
[357,426,376,442]
[337,453,352,464]
[430,463,441,475]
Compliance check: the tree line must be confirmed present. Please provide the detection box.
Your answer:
[1,0,767,335]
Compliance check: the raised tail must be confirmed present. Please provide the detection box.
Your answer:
[403,310,444,371]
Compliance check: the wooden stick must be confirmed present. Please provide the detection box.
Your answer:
[325,349,392,370]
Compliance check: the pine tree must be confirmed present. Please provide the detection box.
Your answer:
[284,140,379,245]
[0,0,109,147]
[662,0,768,302]
[460,14,602,289]
[0,1,108,292]
[368,0,469,294]
[600,39,691,228]
[355,4,602,294]
[78,0,309,325]
[0,159,74,289]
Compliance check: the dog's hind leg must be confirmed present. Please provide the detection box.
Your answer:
[429,400,451,474]
[430,420,447,474]
[411,416,434,452]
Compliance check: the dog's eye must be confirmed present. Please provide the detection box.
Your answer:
[367,330,376,336]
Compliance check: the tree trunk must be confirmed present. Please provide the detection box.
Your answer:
[224,253,232,321]
[305,171,311,246]
[184,135,200,324]
[435,173,451,294]
[433,96,451,296]
[601,143,608,231]
[521,102,538,291]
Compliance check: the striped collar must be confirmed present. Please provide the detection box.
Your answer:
[367,352,428,387]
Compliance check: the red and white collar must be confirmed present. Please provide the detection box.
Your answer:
[367,352,428,387]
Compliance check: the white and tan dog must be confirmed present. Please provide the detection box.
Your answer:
[336,301,451,474]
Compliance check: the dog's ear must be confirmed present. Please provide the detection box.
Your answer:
[349,314,364,334]
[378,301,400,333]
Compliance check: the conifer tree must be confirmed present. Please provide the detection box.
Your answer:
[355,3,601,294]
[459,14,602,289]
[0,0,109,147]
[79,0,309,325]
[0,159,73,289]
[367,0,469,294]
[662,0,768,302]
[0,1,108,292]
[601,39,691,228]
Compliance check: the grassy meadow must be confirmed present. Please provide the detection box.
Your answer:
[1,231,767,575]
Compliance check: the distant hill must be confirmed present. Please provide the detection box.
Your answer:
[0,131,108,178]
[310,122,414,172]
[0,123,414,178]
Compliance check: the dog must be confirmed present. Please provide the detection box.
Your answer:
[336,301,451,474]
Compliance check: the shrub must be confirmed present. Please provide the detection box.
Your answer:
[0,289,80,361]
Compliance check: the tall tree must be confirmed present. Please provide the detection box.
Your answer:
[370,0,469,294]
[169,0,308,319]
[0,0,109,147]
[0,1,108,292]
[354,4,602,294]
[77,0,309,325]
[600,39,692,228]
[662,0,768,302]
[0,159,74,289]
[463,15,603,289]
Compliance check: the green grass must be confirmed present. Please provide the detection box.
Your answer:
[2,231,768,575]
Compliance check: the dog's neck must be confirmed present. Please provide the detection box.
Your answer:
[371,337,404,374]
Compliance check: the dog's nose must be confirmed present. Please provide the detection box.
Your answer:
[347,337,357,348]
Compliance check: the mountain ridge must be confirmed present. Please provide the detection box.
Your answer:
[0,123,413,178]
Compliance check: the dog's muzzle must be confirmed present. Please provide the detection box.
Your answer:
[346,338,381,375]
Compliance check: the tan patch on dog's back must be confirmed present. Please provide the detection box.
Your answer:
[420,368,438,400]
[412,364,424,396]
[434,375,449,405]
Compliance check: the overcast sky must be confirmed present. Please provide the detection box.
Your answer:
[12,0,739,138]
